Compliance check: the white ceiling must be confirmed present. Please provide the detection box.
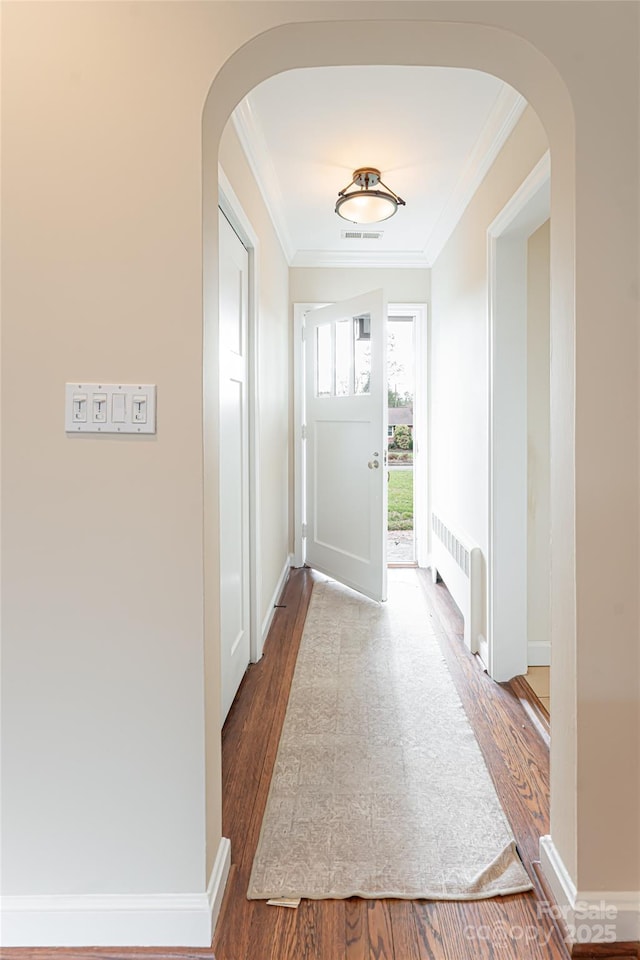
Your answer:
[231,66,526,268]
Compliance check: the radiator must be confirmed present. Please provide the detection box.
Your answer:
[431,513,483,654]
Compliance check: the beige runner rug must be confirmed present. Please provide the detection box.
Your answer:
[248,572,532,901]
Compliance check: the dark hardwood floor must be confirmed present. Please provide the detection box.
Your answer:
[213,566,570,960]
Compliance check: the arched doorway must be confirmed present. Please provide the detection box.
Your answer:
[202,14,576,933]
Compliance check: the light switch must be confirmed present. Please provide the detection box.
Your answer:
[92,393,107,423]
[112,393,126,422]
[73,393,87,422]
[66,383,156,433]
[132,395,147,424]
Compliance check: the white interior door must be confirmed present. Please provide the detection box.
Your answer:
[304,289,387,601]
[219,209,251,722]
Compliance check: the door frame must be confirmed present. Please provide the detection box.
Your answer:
[218,166,262,663]
[389,304,429,568]
[293,302,323,568]
[293,301,428,570]
[485,151,550,681]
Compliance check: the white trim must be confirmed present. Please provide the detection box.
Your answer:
[292,250,430,269]
[293,303,327,566]
[476,635,489,673]
[424,87,527,264]
[402,303,429,568]
[0,839,231,948]
[293,309,304,567]
[207,836,232,940]
[260,554,293,650]
[489,152,551,237]
[540,836,640,944]
[218,165,263,666]
[231,100,295,263]
[527,640,551,666]
[486,151,550,682]
[539,834,577,910]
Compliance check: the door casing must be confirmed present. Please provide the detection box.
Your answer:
[485,152,550,681]
[218,167,262,666]
[294,301,428,571]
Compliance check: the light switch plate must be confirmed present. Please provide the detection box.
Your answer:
[65,383,156,434]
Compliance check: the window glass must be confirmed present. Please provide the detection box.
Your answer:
[335,319,351,396]
[316,324,332,397]
[354,314,371,395]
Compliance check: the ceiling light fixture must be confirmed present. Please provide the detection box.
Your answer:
[335,167,406,224]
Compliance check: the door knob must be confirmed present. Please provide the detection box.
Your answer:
[368,459,380,470]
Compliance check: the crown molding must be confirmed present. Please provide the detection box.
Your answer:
[291,250,430,269]
[233,82,526,270]
[231,98,296,263]
[423,86,527,265]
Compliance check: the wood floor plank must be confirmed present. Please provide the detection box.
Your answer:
[389,899,421,960]
[345,898,369,960]
[208,863,250,960]
[440,895,562,958]
[0,954,213,960]
[412,901,445,960]
[245,897,297,960]
[366,900,394,960]
[315,897,347,960]
[221,567,314,876]
[282,900,320,960]
[277,898,347,960]
[570,946,640,959]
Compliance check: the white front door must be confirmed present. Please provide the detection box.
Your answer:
[219,209,251,722]
[304,289,387,602]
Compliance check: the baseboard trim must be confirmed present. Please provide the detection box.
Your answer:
[259,554,292,656]
[207,836,232,944]
[540,836,640,947]
[0,837,232,948]
[509,674,550,744]
[528,639,551,666]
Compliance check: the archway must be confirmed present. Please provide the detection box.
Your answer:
[202,15,576,924]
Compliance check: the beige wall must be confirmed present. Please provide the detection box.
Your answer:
[2,1,212,896]
[290,267,430,305]
[527,220,551,662]
[1,0,638,943]
[430,107,547,560]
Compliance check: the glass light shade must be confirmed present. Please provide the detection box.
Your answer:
[335,191,398,224]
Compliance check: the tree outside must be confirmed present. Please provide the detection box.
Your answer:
[391,424,413,450]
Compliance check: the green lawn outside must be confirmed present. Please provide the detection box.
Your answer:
[388,468,414,531]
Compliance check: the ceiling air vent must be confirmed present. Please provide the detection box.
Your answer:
[341,229,384,240]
